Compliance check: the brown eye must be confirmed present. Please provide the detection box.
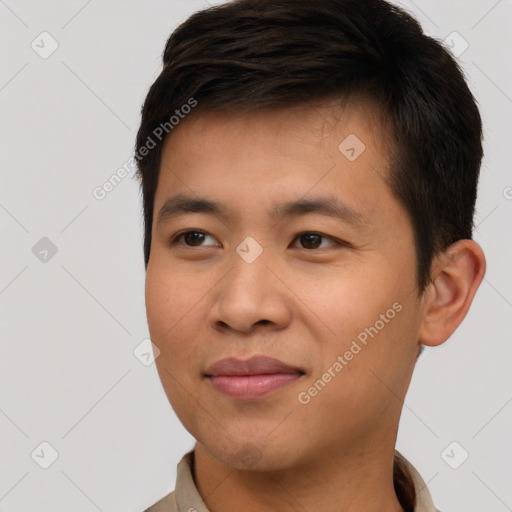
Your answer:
[172,230,216,247]
[298,233,322,249]
[183,231,205,246]
[291,232,339,250]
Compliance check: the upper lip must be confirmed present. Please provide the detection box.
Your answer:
[205,356,304,377]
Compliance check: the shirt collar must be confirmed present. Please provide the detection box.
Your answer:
[161,450,439,512]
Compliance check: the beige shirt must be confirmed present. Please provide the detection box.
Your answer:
[145,450,441,512]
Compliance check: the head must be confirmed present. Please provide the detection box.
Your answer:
[135,0,485,499]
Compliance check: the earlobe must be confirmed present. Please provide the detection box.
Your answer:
[418,239,486,347]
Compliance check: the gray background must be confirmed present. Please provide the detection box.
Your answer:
[0,0,510,511]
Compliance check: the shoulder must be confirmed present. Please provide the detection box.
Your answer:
[144,451,200,512]
[143,490,178,512]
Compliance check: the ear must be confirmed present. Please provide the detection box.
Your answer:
[418,239,486,347]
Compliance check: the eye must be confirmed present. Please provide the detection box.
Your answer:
[171,230,218,248]
[290,232,341,250]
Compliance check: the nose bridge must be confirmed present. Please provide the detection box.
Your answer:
[223,240,273,305]
[210,240,291,332]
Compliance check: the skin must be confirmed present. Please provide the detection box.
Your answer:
[145,99,486,512]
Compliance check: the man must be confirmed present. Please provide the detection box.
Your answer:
[135,0,486,510]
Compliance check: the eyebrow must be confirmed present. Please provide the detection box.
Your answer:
[156,193,371,228]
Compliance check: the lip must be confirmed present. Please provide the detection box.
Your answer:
[205,356,305,399]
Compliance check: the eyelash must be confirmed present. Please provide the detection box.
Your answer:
[170,230,348,250]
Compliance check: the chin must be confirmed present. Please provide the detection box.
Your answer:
[199,433,303,473]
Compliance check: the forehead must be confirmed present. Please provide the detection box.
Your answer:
[154,98,396,228]
[163,98,392,158]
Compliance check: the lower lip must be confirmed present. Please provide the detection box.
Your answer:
[208,373,301,399]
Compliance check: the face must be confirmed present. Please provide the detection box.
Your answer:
[145,100,426,472]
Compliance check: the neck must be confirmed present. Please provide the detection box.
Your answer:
[193,440,406,512]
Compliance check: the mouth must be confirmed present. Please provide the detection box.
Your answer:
[204,356,305,400]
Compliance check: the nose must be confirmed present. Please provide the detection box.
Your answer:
[207,249,292,334]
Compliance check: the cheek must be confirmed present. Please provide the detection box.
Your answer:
[145,263,207,369]
[311,260,416,368]
[146,266,202,418]
[308,266,393,330]
[145,272,170,341]
[314,274,419,408]
[145,267,188,378]
[145,263,192,338]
